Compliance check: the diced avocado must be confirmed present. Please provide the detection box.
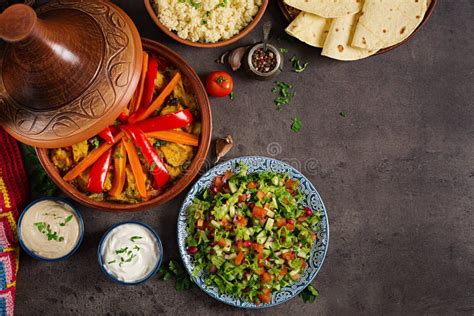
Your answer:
[229,181,238,193]
[265,218,274,231]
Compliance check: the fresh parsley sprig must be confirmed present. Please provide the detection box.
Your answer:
[272,81,295,111]
[290,56,309,73]
[23,146,58,196]
[299,284,320,303]
[159,260,193,291]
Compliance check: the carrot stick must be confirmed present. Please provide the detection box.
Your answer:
[145,130,199,147]
[109,140,127,197]
[130,52,149,114]
[122,137,147,199]
[128,72,181,124]
[63,132,124,181]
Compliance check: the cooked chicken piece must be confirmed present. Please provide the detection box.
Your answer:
[166,164,182,180]
[74,169,90,192]
[160,143,193,167]
[72,140,88,162]
[50,148,73,172]
[173,77,196,108]
[160,104,184,115]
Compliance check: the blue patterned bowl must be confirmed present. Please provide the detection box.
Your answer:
[177,156,329,308]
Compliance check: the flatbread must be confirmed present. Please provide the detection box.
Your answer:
[351,0,429,50]
[283,0,363,18]
[285,12,332,48]
[321,13,378,61]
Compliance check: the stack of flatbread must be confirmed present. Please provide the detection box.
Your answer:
[284,0,430,61]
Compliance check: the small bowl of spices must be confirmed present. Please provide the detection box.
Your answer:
[244,43,282,80]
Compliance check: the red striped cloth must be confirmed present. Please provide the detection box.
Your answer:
[0,127,29,316]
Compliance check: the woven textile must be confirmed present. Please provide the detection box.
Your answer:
[0,128,29,316]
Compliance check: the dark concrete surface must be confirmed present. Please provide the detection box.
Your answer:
[15,0,474,315]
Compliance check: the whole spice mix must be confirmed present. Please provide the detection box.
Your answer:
[252,48,278,73]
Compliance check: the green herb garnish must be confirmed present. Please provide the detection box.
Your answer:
[272,81,295,111]
[299,284,319,303]
[279,48,288,54]
[113,152,124,159]
[23,146,58,196]
[115,247,128,255]
[339,111,347,118]
[149,161,157,172]
[107,260,116,264]
[159,260,193,291]
[90,137,100,149]
[130,236,142,242]
[34,222,64,242]
[229,91,235,101]
[291,117,303,133]
[59,215,73,227]
[290,56,309,73]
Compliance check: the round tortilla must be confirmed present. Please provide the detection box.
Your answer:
[283,0,363,18]
[351,0,429,50]
[321,13,378,61]
[285,12,332,48]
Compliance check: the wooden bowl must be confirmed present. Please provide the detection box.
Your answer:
[144,0,269,48]
[277,0,437,56]
[36,38,212,212]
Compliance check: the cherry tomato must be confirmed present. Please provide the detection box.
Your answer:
[205,71,233,97]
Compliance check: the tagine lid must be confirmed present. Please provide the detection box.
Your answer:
[0,1,143,148]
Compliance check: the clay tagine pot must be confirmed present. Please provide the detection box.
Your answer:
[0,1,143,148]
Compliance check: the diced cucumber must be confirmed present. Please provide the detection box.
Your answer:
[264,237,273,249]
[271,176,279,186]
[297,250,307,258]
[211,220,221,228]
[229,181,238,193]
[256,230,267,244]
[229,205,235,217]
[274,258,285,265]
[265,218,274,231]
[289,269,300,277]
[271,196,278,209]
[266,210,275,218]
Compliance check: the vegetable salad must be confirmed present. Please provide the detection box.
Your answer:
[186,164,321,304]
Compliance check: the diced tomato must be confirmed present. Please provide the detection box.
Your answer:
[243,240,252,248]
[214,176,223,191]
[222,170,233,183]
[247,181,257,189]
[285,222,295,232]
[282,251,295,261]
[235,251,245,266]
[256,190,265,201]
[290,273,301,281]
[276,218,286,228]
[285,179,298,194]
[238,194,247,203]
[298,215,307,222]
[209,265,217,274]
[197,219,204,229]
[304,207,312,216]
[236,215,248,227]
[252,206,267,219]
[261,272,272,284]
[221,218,229,227]
[279,267,288,276]
[300,258,306,269]
[258,288,272,304]
[217,238,226,247]
[255,268,265,275]
[253,243,264,254]
[311,232,317,241]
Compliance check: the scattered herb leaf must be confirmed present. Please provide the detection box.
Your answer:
[290,56,309,73]
[279,48,288,54]
[115,247,128,255]
[299,284,319,303]
[272,81,295,111]
[159,260,193,291]
[291,117,303,133]
[229,91,235,101]
[90,137,100,149]
[130,236,143,242]
[339,111,347,118]
[23,146,58,196]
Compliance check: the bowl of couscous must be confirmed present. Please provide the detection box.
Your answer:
[144,0,269,48]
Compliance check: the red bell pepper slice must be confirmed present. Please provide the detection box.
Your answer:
[133,109,194,133]
[87,148,112,193]
[98,127,115,145]
[139,56,159,111]
[120,125,170,189]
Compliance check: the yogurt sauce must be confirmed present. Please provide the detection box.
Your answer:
[101,223,160,283]
[20,199,81,259]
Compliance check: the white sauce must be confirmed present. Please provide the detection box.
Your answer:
[101,223,160,283]
[20,200,81,259]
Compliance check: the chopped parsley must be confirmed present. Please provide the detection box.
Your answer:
[159,260,193,291]
[291,117,303,133]
[290,56,309,73]
[90,137,100,149]
[339,111,348,118]
[59,215,73,227]
[299,284,320,303]
[272,81,295,111]
[229,91,235,101]
[115,247,128,255]
[34,222,64,242]
[130,236,143,242]
[279,48,288,54]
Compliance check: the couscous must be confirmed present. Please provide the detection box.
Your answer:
[153,0,263,43]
